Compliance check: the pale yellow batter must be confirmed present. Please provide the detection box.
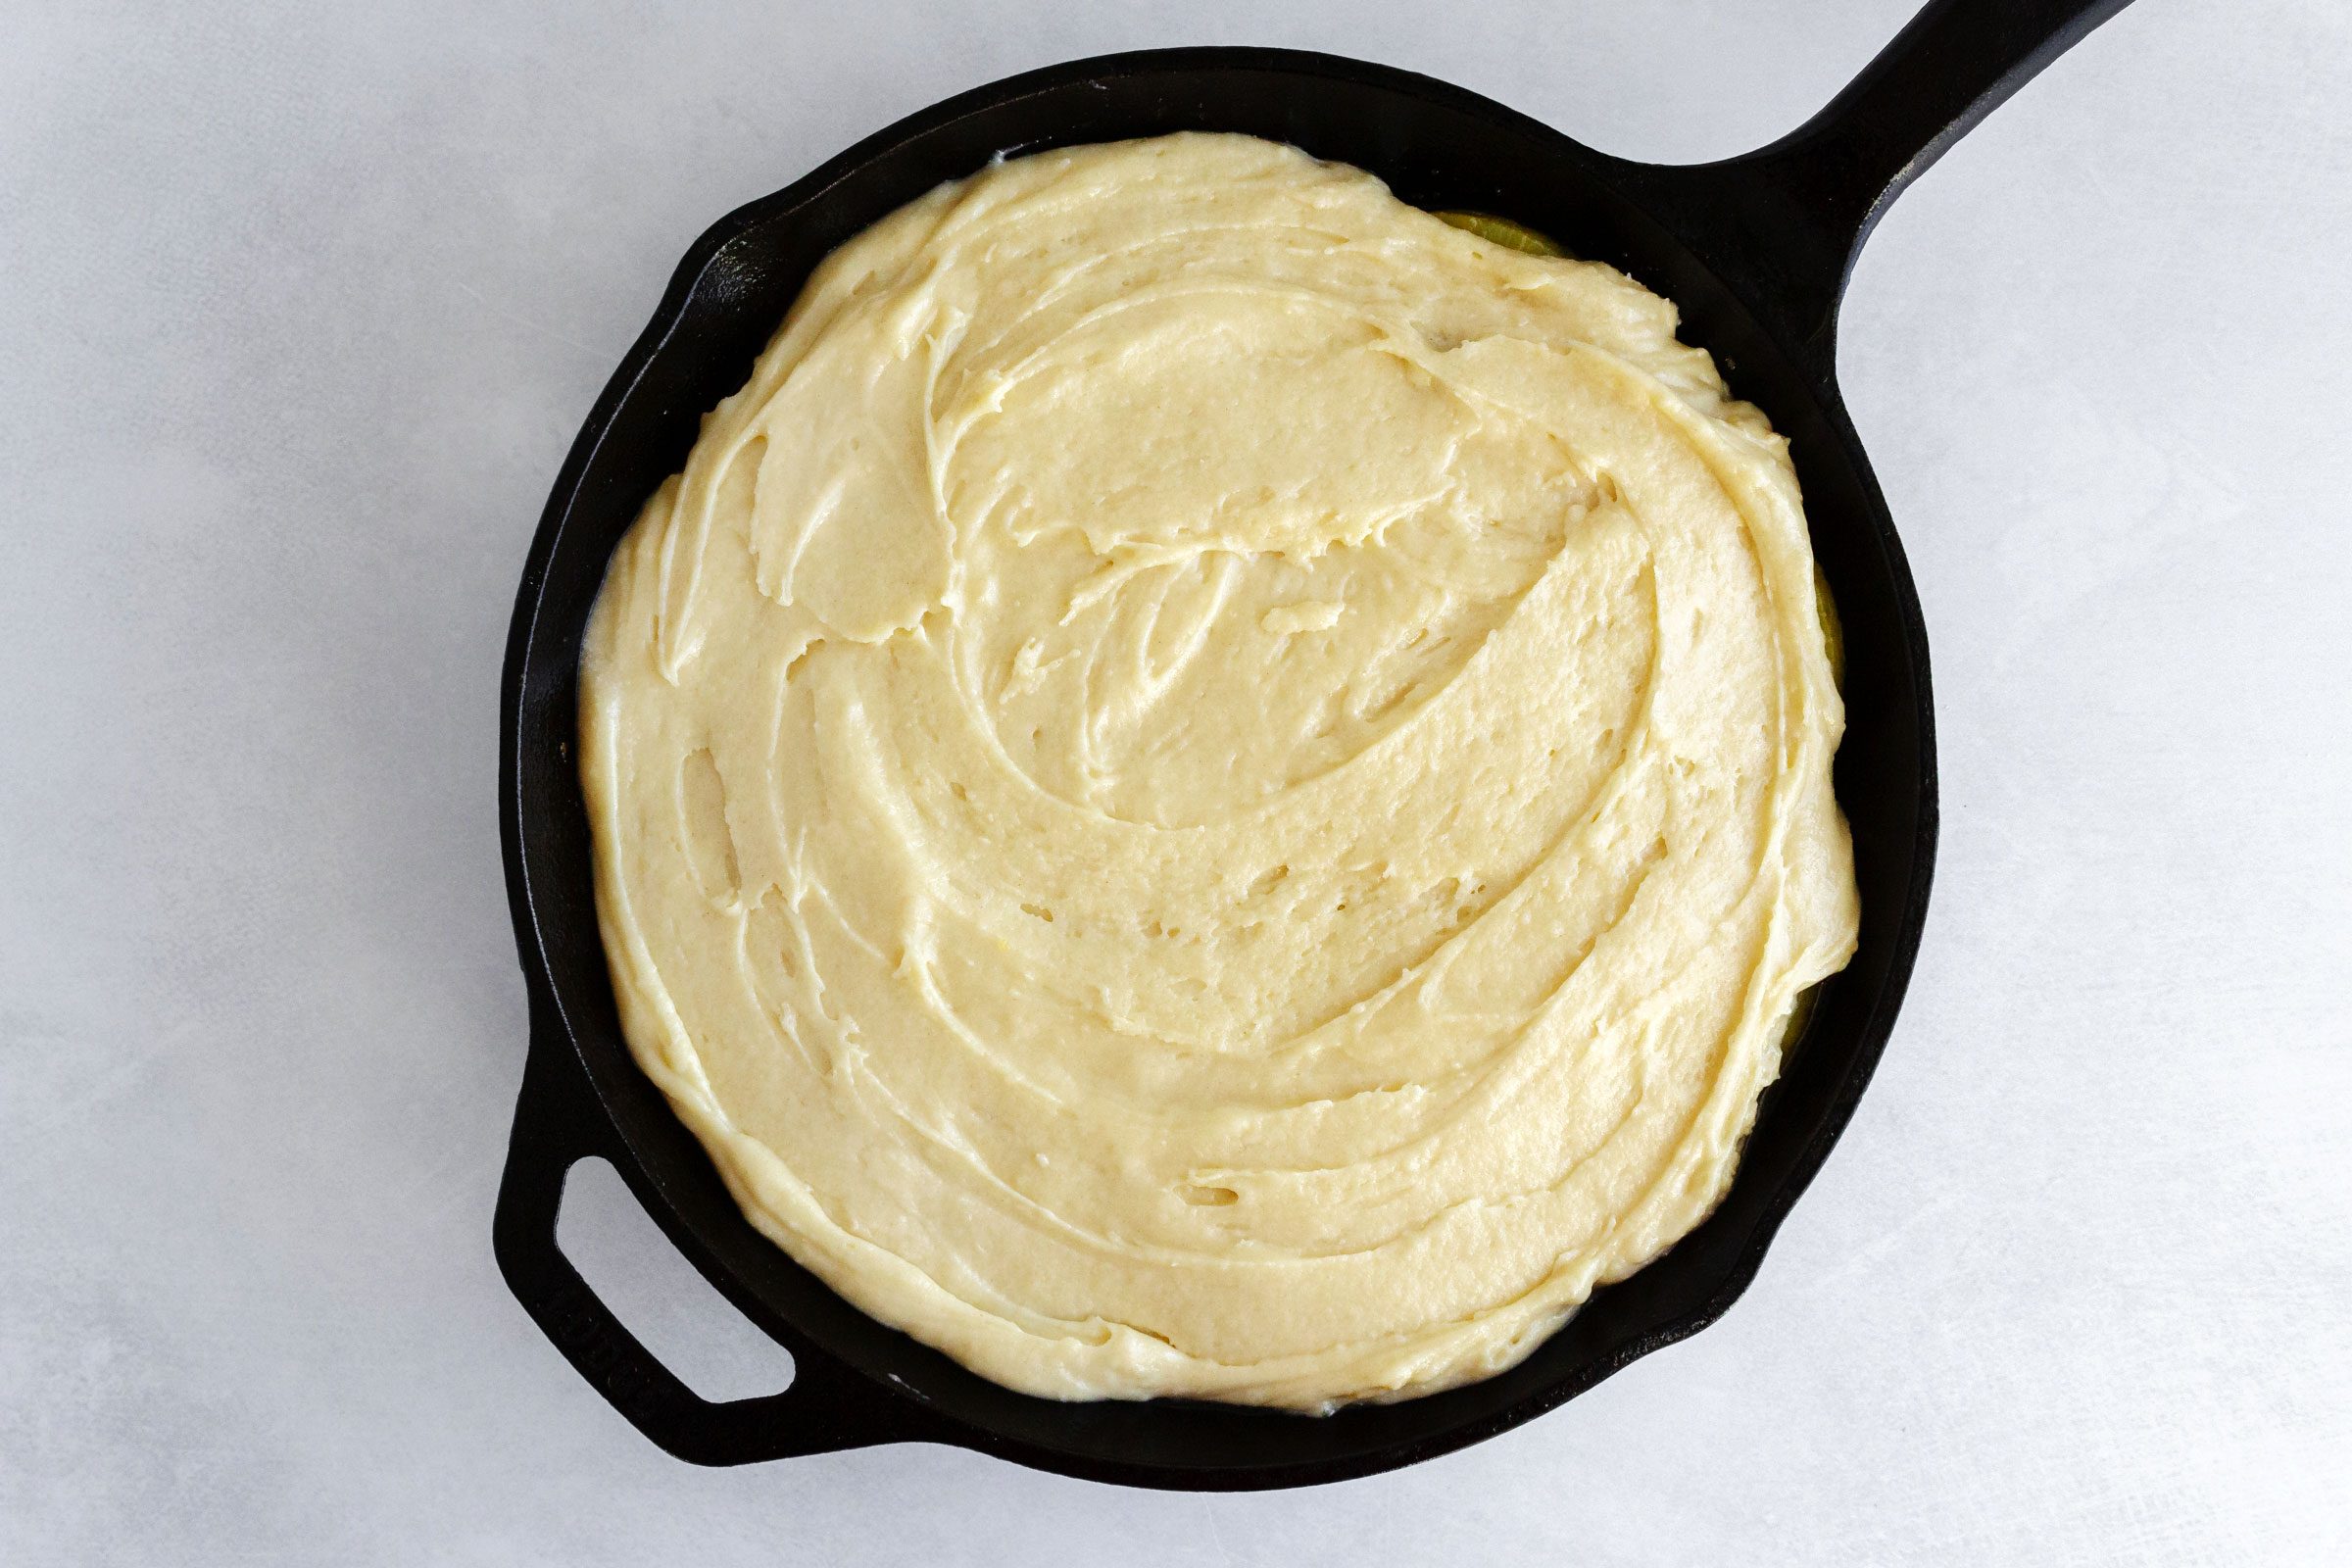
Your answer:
[579,133,1858,1411]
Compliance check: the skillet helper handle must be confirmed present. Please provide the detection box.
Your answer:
[1640,0,2134,385]
[493,1026,931,1465]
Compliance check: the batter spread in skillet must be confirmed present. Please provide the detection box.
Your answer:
[579,132,1859,1410]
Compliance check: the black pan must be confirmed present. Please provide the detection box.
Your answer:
[495,0,2131,1489]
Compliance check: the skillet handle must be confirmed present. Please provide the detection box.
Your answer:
[493,1026,939,1465]
[1632,0,2133,385]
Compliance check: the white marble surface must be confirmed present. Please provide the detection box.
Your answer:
[5,0,2348,1561]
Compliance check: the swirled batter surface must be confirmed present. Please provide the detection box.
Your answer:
[579,133,1858,1409]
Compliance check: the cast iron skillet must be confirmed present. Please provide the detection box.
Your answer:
[496,0,2131,1489]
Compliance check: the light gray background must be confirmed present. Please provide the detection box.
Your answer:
[5,0,2348,1561]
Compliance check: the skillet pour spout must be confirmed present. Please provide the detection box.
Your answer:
[496,0,2134,1487]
